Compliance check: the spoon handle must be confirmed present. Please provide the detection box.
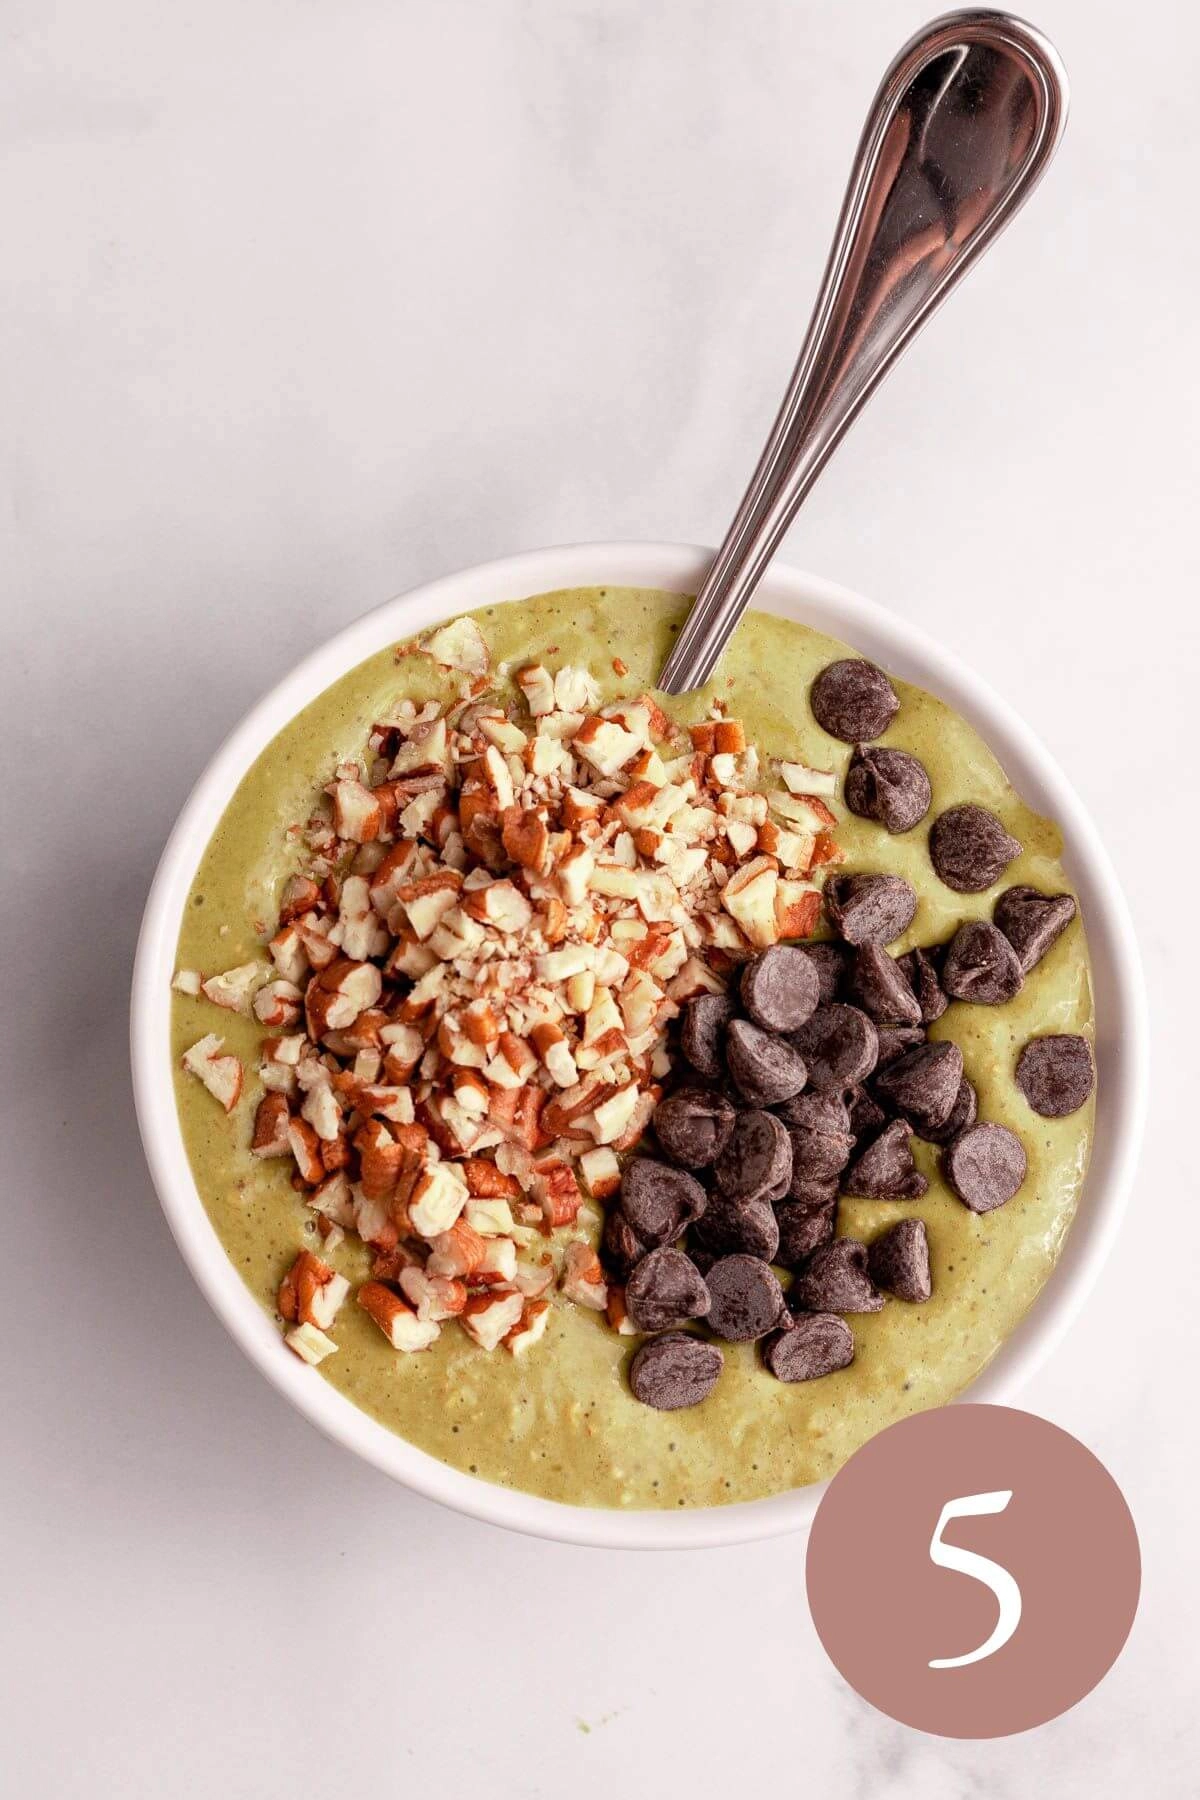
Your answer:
[658,9,1068,695]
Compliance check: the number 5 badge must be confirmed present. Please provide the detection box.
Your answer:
[806,1406,1140,1737]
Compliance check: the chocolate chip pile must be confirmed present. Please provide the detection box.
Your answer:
[606,656,1097,1413]
[606,941,941,1409]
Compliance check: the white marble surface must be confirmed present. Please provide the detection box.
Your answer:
[2,0,1195,1789]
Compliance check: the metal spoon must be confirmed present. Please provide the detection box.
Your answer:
[657,8,1068,695]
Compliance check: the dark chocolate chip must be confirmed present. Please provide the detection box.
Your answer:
[845,1083,888,1144]
[825,873,918,947]
[714,1107,792,1201]
[775,1089,852,1136]
[844,745,932,834]
[847,944,924,1027]
[897,947,949,1023]
[620,1158,707,1247]
[786,1174,841,1208]
[680,992,737,1080]
[873,1041,965,1134]
[787,1126,854,1190]
[783,1096,855,1185]
[725,1018,808,1106]
[841,1117,929,1200]
[875,1025,928,1067]
[653,1086,736,1169]
[688,1246,716,1276]
[775,1198,839,1267]
[914,1076,978,1146]
[867,1218,932,1302]
[704,1254,786,1341]
[625,1246,712,1333]
[941,921,1024,1005]
[796,941,849,1005]
[764,1314,855,1381]
[792,1004,879,1092]
[994,886,1078,972]
[789,1238,883,1313]
[692,1191,780,1262]
[1015,1034,1095,1117]
[930,804,1022,894]
[601,1208,646,1279]
[740,944,821,1033]
[811,659,900,743]
[943,1123,1027,1213]
[629,1332,724,1410]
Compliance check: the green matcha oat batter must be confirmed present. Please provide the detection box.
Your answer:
[171,589,1094,1509]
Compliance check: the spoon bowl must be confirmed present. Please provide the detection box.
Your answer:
[131,542,1147,1547]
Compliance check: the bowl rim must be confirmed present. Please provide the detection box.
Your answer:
[130,541,1148,1549]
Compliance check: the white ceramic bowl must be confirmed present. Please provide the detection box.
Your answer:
[131,543,1148,1549]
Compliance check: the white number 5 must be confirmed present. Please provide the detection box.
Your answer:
[927,1489,1023,1670]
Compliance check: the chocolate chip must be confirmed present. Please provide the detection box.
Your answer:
[787,1126,854,1188]
[680,991,737,1080]
[943,1123,1027,1213]
[725,1018,808,1106]
[1015,1034,1095,1117]
[764,1314,854,1382]
[897,946,949,1023]
[842,1117,929,1200]
[782,1093,855,1184]
[620,1158,707,1247]
[868,1218,931,1302]
[792,1004,879,1092]
[680,1004,733,1080]
[790,1238,883,1313]
[941,921,1024,1005]
[775,1198,838,1267]
[811,659,900,742]
[825,873,918,947]
[930,804,1022,894]
[653,1086,736,1169]
[688,1246,716,1276]
[994,885,1078,972]
[629,1333,724,1410]
[844,745,932,833]
[625,1247,712,1333]
[601,1208,646,1279]
[845,1083,888,1143]
[875,1025,928,1067]
[775,1088,852,1135]
[914,1075,978,1146]
[705,1255,786,1341]
[873,1041,964,1134]
[740,944,821,1033]
[786,1174,841,1208]
[692,1191,780,1263]
[796,941,849,1005]
[714,1108,792,1201]
[845,944,924,1027]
